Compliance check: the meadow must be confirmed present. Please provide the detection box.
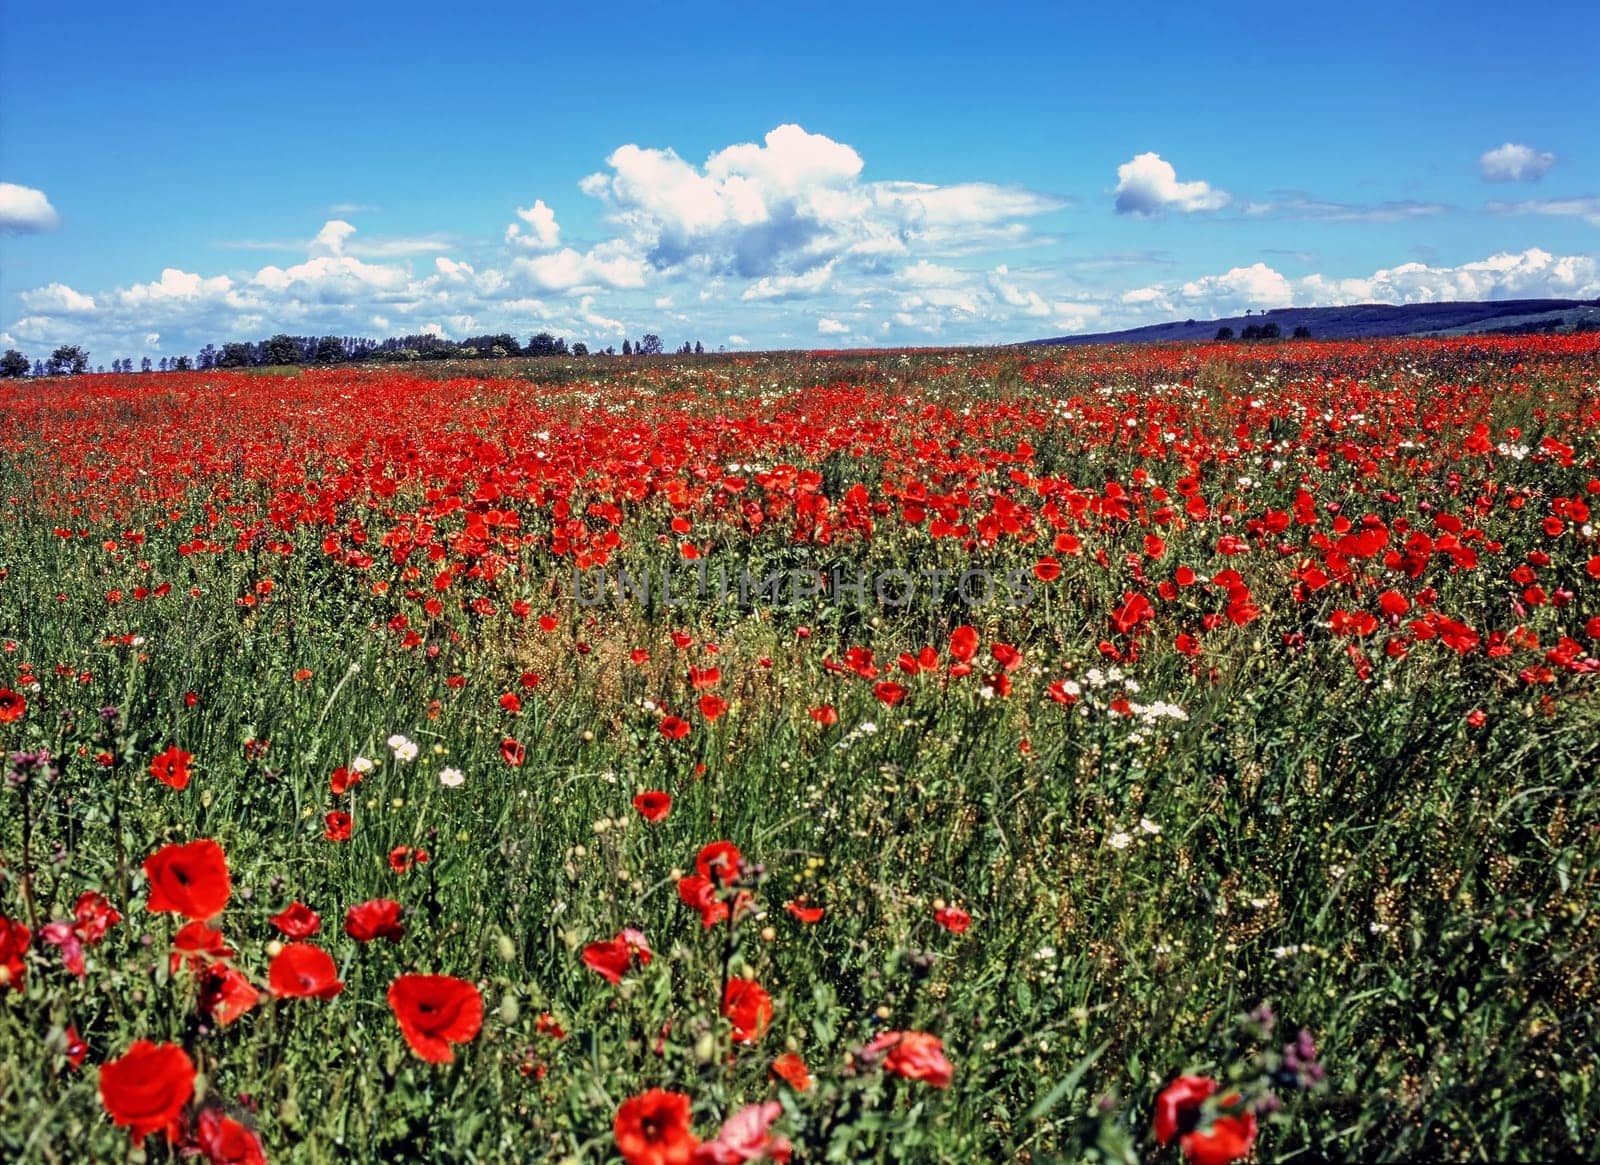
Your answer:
[0,336,1596,1163]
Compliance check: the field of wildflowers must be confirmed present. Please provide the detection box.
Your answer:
[0,336,1596,1162]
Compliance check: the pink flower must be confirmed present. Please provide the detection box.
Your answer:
[693,1102,791,1163]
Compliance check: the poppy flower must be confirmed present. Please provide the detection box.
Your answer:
[873,681,907,706]
[388,973,483,1063]
[324,811,352,841]
[785,898,824,924]
[1153,1074,1258,1165]
[500,737,525,766]
[0,916,32,990]
[949,625,979,662]
[677,875,729,928]
[268,943,344,999]
[0,688,25,722]
[499,692,522,713]
[807,705,838,726]
[170,921,234,973]
[582,928,653,984]
[196,1107,267,1165]
[144,839,231,922]
[98,1040,196,1143]
[722,977,773,1043]
[63,1024,88,1070]
[329,766,360,795]
[199,964,261,1027]
[633,791,673,822]
[863,1030,954,1088]
[698,694,729,721]
[345,898,406,943]
[40,921,87,977]
[270,901,321,938]
[696,840,743,886]
[72,891,121,944]
[933,906,972,934]
[771,1052,811,1091]
[614,1088,699,1165]
[388,845,429,873]
[694,1100,791,1164]
[149,745,193,790]
[660,715,691,740]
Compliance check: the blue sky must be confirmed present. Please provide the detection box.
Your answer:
[2,0,1597,362]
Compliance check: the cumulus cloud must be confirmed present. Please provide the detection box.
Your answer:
[19,283,97,314]
[1480,143,1556,183]
[579,123,1062,278]
[817,317,849,335]
[1114,153,1229,216]
[0,183,60,235]
[507,199,561,249]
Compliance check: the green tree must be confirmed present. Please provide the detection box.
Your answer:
[1214,326,1234,341]
[314,336,346,364]
[638,333,663,356]
[46,345,90,375]
[261,334,304,365]
[0,349,29,378]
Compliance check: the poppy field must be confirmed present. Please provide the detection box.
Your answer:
[0,335,1597,1163]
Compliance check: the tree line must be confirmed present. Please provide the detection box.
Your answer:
[0,330,711,378]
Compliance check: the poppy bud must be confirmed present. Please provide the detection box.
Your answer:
[496,934,517,962]
[499,995,520,1025]
[694,1032,717,1063]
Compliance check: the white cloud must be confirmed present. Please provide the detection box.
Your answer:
[19,283,97,314]
[508,199,561,249]
[1123,247,1600,323]
[817,317,849,335]
[1241,196,1448,223]
[1480,143,1556,183]
[0,183,60,234]
[580,123,1061,278]
[144,333,161,349]
[311,220,357,256]
[1114,153,1229,216]
[510,244,647,292]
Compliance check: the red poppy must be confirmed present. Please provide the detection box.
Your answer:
[722,977,773,1043]
[330,766,361,795]
[199,964,261,1027]
[785,898,824,924]
[808,704,838,726]
[873,681,907,706]
[0,916,31,991]
[63,1024,88,1069]
[268,943,344,999]
[1033,557,1061,582]
[270,901,321,938]
[149,745,193,790]
[677,875,729,928]
[863,1030,954,1088]
[582,928,652,984]
[98,1040,195,1143]
[499,691,522,713]
[659,715,691,740]
[144,839,231,922]
[1153,1075,1258,1165]
[345,898,406,943]
[324,811,352,841]
[771,1051,812,1091]
[72,891,121,944]
[614,1088,699,1165]
[0,688,25,723]
[170,920,234,973]
[388,845,429,873]
[633,791,673,822]
[933,906,972,934]
[196,1107,267,1165]
[949,625,979,662]
[696,840,743,886]
[387,973,483,1063]
[698,694,729,721]
[500,737,525,766]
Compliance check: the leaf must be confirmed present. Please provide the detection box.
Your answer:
[1029,1040,1111,1121]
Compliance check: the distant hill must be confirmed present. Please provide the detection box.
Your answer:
[1028,298,1600,346]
